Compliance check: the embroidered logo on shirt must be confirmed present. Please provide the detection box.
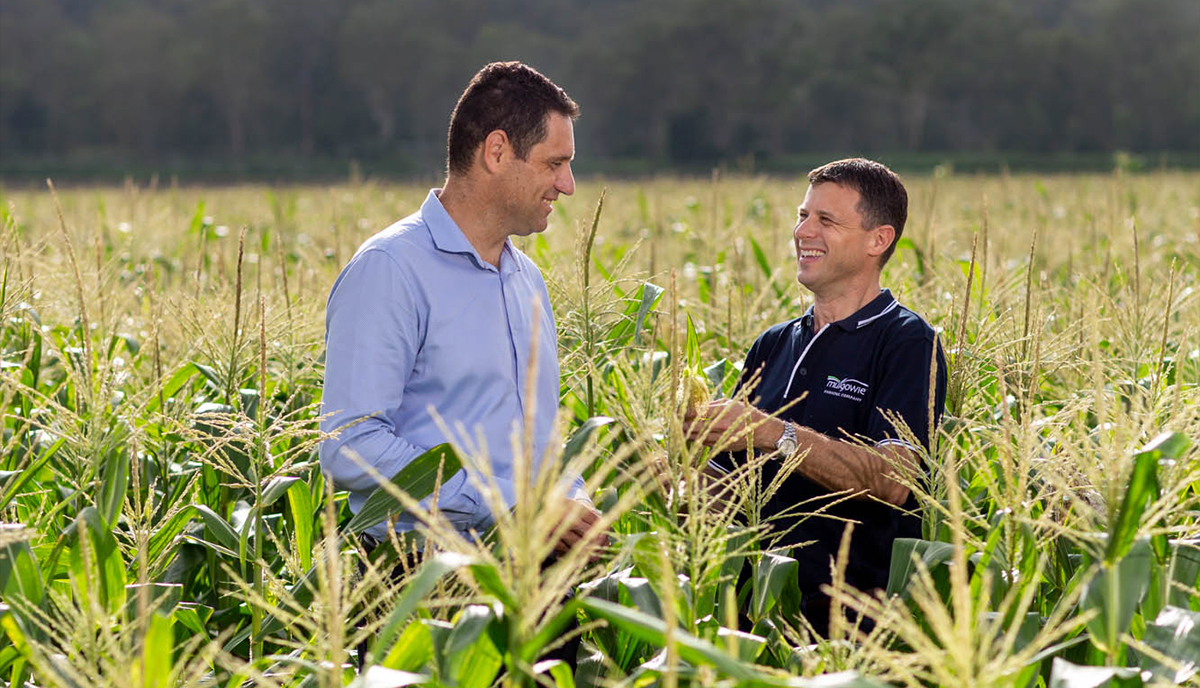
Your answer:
[824,376,868,402]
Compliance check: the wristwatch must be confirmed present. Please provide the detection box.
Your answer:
[774,421,798,457]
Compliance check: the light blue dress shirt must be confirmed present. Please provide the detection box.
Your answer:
[320,189,579,540]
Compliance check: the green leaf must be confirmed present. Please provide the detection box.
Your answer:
[748,235,785,300]
[370,552,475,665]
[1106,435,1176,564]
[1141,606,1200,684]
[194,505,240,552]
[123,582,181,618]
[193,363,224,390]
[99,448,130,528]
[444,604,498,658]
[1082,538,1153,655]
[1167,540,1200,609]
[619,577,663,619]
[579,597,885,687]
[752,553,799,620]
[562,416,614,466]
[0,538,44,606]
[717,626,766,664]
[580,597,758,681]
[445,605,504,688]
[187,201,207,236]
[631,281,664,346]
[133,612,174,688]
[146,363,200,414]
[468,560,518,610]
[893,237,926,278]
[173,603,212,639]
[347,444,463,535]
[0,437,66,511]
[703,359,727,395]
[286,482,314,572]
[1047,657,1143,688]
[261,476,300,508]
[607,281,664,346]
[685,313,700,369]
[0,604,32,665]
[533,659,576,688]
[518,600,580,664]
[887,538,956,597]
[347,666,430,688]
[380,620,434,672]
[68,506,126,615]
[148,505,197,566]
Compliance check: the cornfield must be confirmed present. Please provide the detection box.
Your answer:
[1,170,1197,687]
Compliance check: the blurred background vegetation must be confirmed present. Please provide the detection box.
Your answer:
[1,0,1199,182]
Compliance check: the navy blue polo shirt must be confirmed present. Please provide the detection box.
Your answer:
[713,289,947,597]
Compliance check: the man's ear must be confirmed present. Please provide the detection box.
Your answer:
[868,224,895,258]
[480,130,510,174]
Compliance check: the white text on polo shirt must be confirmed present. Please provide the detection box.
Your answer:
[824,376,868,402]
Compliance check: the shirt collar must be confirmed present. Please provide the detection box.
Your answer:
[803,289,899,332]
[421,189,520,273]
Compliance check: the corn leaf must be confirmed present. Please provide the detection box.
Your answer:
[0,539,44,607]
[752,552,799,620]
[1141,606,1200,684]
[370,552,475,665]
[1047,657,1142,688]
[347,444,462,535]
[1082,537,1152,655]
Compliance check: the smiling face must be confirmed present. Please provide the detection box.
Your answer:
[499,112,576,236]
[793,182,890,297]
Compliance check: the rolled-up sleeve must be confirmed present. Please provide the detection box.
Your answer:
[319,248,428,492]
[867,334,947,453]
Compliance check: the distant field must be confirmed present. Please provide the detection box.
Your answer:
[1,172,1197,687]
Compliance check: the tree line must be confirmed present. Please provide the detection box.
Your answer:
[1,0,1198,176]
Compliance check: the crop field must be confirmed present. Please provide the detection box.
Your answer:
[0,171,1198,688]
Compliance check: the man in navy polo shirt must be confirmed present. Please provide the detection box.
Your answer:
[685,158,947,636]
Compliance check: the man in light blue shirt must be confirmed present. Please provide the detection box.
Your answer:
[320,62,599,551]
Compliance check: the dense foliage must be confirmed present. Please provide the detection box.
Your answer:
[2,0,1200,176]
[0,172,1198,687]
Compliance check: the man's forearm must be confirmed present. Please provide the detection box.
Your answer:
[686,400,916,507]
[755,417,913,506]
[792,426,914,506]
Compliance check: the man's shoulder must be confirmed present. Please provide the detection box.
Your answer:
[753,316,805,357]
[872,303,944,378]
[880,301,939,344]
[355,209,434,261]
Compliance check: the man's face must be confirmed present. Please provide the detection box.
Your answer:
[500,112,576,235]
[793,182,881,295]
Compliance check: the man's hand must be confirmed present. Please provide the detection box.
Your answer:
[684,399,783,452]
[553,497,609,561]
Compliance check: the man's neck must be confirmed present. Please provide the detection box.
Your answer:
[810,278,883,330]
[437,177,508,268]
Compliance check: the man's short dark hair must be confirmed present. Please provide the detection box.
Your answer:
[808,158,908,265]
[446,61,579,175]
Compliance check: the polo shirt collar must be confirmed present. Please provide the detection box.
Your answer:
[804,290,899,332]
[836,289,898,331]
[421,189,521,273]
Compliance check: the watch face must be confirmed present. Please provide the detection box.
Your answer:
[777,438,798,456]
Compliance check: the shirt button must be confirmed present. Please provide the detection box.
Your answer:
[799,367,807,376]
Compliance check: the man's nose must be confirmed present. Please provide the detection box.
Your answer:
[557,164,575,196]
[793,218,813,240]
